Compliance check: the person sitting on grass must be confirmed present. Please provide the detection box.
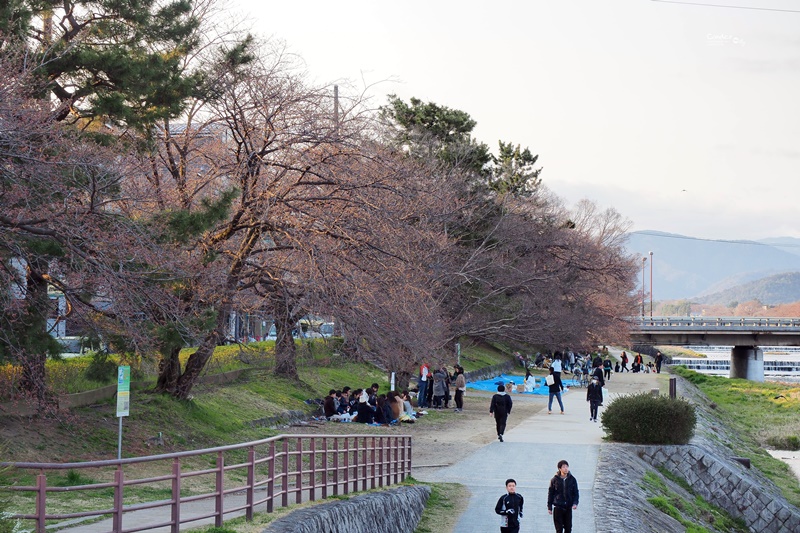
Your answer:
[323,389,337,419]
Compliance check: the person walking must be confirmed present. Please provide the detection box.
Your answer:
[495,478,524,533]
[547,367,564,415]
[591,359,605,388]
[490,384,513,442]
[655,351,664,373]
[547,460,579,533]
[620,351,629,372]
[586,376,603,422]
[603,357,612,381]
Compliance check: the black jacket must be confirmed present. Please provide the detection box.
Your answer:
[548,473,579,511]
[495,492,524,527]
[586,382,603,403]
[489,392,513,417]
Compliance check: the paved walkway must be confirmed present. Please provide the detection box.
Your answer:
[56,356,658,533]
[413,384,608,533]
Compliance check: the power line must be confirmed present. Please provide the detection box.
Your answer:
[630,230,800,249]
[651,0,800,13]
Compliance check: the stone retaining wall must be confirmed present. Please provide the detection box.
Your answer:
[636,444,800,533]
[463,361,517,383]
[262,485,431,533]
[594,373,800,533]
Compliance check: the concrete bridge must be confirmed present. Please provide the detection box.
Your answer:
[629,316,800,382]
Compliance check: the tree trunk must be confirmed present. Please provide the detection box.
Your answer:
[17,261,60,414]
[269,294,299,380]
[174,332,220,399]
[273,319,298,379]
[154,345,181,393]
[394,370,412,392]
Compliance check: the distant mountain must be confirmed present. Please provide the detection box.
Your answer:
[758,237,800,258]
[696,272,800,306]
[624,231,800,301]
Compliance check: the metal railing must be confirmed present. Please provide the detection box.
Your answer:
[2,433,412,533]
[629,316,800,330]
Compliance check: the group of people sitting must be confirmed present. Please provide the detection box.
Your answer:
[322,384,418,424]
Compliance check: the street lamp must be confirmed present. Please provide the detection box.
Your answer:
[641,256,647,317]
[649,251,654,318]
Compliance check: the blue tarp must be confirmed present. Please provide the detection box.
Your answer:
[466,374,580,395]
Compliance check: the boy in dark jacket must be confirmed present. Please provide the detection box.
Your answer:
[495,478,524,533]
[586,377,603,422]
[489,384,513,442]
[548,460,579,533]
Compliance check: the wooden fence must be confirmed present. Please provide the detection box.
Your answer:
[1,433,412,533]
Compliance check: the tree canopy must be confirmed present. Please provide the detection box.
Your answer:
[1,6,639,408]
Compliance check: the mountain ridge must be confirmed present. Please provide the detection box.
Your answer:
[624,231,800,302]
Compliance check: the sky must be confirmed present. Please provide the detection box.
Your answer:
[231,0,800,241]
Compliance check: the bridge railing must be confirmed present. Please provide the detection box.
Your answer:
[629,316,800,330]
[1,433,412,533]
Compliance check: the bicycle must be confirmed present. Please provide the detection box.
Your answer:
[573,368,590,387]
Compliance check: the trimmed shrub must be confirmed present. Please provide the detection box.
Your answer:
[602,392,696,444]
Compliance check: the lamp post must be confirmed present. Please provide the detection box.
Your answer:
[649,251,654,318]
[641,256,647,317]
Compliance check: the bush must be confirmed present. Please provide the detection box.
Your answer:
[766,435,800,451]
[602,392,696,444]
[84,351,118,383]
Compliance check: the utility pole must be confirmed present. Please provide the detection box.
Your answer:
[649,251,654,318]
[641,256,647,317]
[333,85,339,136]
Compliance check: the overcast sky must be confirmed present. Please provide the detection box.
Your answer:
[232,0,800,241]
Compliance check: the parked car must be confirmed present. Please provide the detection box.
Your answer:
[319,322,334,338]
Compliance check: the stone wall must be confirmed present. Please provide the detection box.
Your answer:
[463,361,517,383]
[636,444,800,533]
[262,485,431,533]
[594,374,800,533]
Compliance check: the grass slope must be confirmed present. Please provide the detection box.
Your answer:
[673,366,800,507]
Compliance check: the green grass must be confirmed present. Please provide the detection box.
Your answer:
[2,338,485,533]
[672,367,800,507]
[457,340,514,372]
[408,478,463,533]
[642,471,748,533]
[657,346,707,359]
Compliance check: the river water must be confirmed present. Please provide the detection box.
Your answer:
[670,345,800,382]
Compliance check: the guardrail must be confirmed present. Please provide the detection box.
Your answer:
[1,433,412,533]
[629,316,800,330]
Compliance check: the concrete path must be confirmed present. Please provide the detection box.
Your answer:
[413,385,608,533]
[55,361,658,533]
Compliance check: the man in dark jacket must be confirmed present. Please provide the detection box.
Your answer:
[655,351,664,373]
[547,459,579,533]
[322,389,337,419]
[489,384,513,442]
[495,478,524,532]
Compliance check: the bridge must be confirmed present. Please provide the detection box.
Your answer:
[629,316,800,382]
